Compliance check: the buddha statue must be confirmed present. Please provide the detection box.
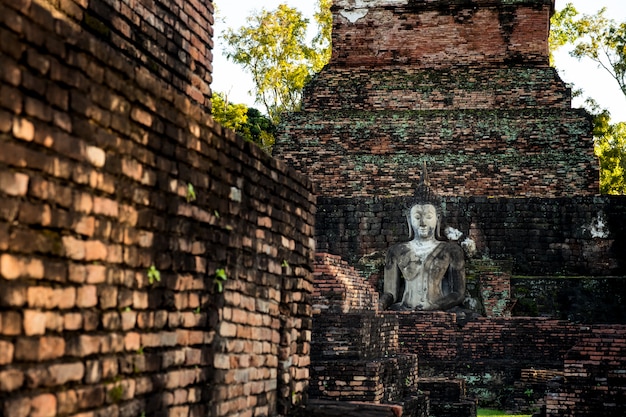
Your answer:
[380,170,466,311]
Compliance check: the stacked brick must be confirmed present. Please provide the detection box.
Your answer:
[510,369,564,414]
[0,1,316,417]
[545,326,626,417]
[309,312,421,407]
[302,67,572,112]
[511,276,626,323]
[470,261,514,318]
[330,0,552,68]
[316,196,626,278]
[417,378,476,417]
[394,312,591,407]
[274,0,598,198]
[313,253,379,313]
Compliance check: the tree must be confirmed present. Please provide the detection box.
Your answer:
[589,105,626,194]
[550,4,626,194]
[239,108,276,154]
[550,4,626,99]
[210,92,248,132]
[210,92,275,153]
[222,1,332,124]
[312,0,333,73]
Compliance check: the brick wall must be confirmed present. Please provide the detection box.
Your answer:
[545,326,626,417]
[301,67,573,112]
[331,0,553,68]
[313,253,379,314]
[316,195,626,277]
[0,1,316,416]
[392,312,586,407]
[274,0,598,198]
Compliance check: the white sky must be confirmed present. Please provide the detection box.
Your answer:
[211,0,626,122]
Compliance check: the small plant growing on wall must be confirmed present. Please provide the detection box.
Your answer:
[108,378,124,403]
[147,265,161,285]
[186,182,197,203]
[214,268,228,293]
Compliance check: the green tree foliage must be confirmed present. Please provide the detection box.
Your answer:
[550,4,626,194]
[211,92,248,132]
[312,0,333,72]
[550,4,626,97]
[210,92,276,153]
[222,1,332,124]
[548,3,579,65]
[591,107,626,194]
[239,108,276,153]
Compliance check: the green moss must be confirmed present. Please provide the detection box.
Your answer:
[84,12,111,38]
[108,383,124,403]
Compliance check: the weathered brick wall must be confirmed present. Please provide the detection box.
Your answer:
[276,108,596,198]
[392,312,586,407]
[0,1,316,416]
[545,326,626,417]
[274,0,598,198]
[313,253,379,314]
[316,195,626,322]
[301,67,572,112]
[316,195,626,277]
[511,277,626,324]
[331,0,553,68]
[310,312,419,405]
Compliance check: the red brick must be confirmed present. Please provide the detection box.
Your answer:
[26,48,50,75]
[0,55,22,86]
[58,287,76,309]
[27,286,54,309]
[23,309,46,336]
[25,97,52,122]
[59,0,83,20]
[73,192,93,213]
[0,340,14,365]
[68,264,86,283]
[124,332,140,351]
[133,291,148,309]
[18,203,53,229]
[70,335,101,357]
[0,310,21,335]
[84,239,108,261]
[56,389,78,415]
[98,286,118,309]
[93,196,119,217]
[0,171,29,196]
[49,362,85,385]
[2,396,30,417]
[63,312,83,330]
[30,393,56,417]
[86,264,106,284]
[62,236,85,260]
[130,106,153,127]
[12,117,35,141]
[77,285,97,308]
[15,336,65,361]
[85,145,106,167]
[0,108,12,132]
[73,215,95,236]
[0,369,24,391]
[0,282,26,307]
[44,311,62,332]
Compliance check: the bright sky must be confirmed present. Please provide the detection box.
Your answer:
[212,0,626,122]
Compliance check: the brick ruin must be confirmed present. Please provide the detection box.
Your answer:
[0,0,315,416]
[0,0,624,417]
[275,0,598,198]
[275,0,626,416]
